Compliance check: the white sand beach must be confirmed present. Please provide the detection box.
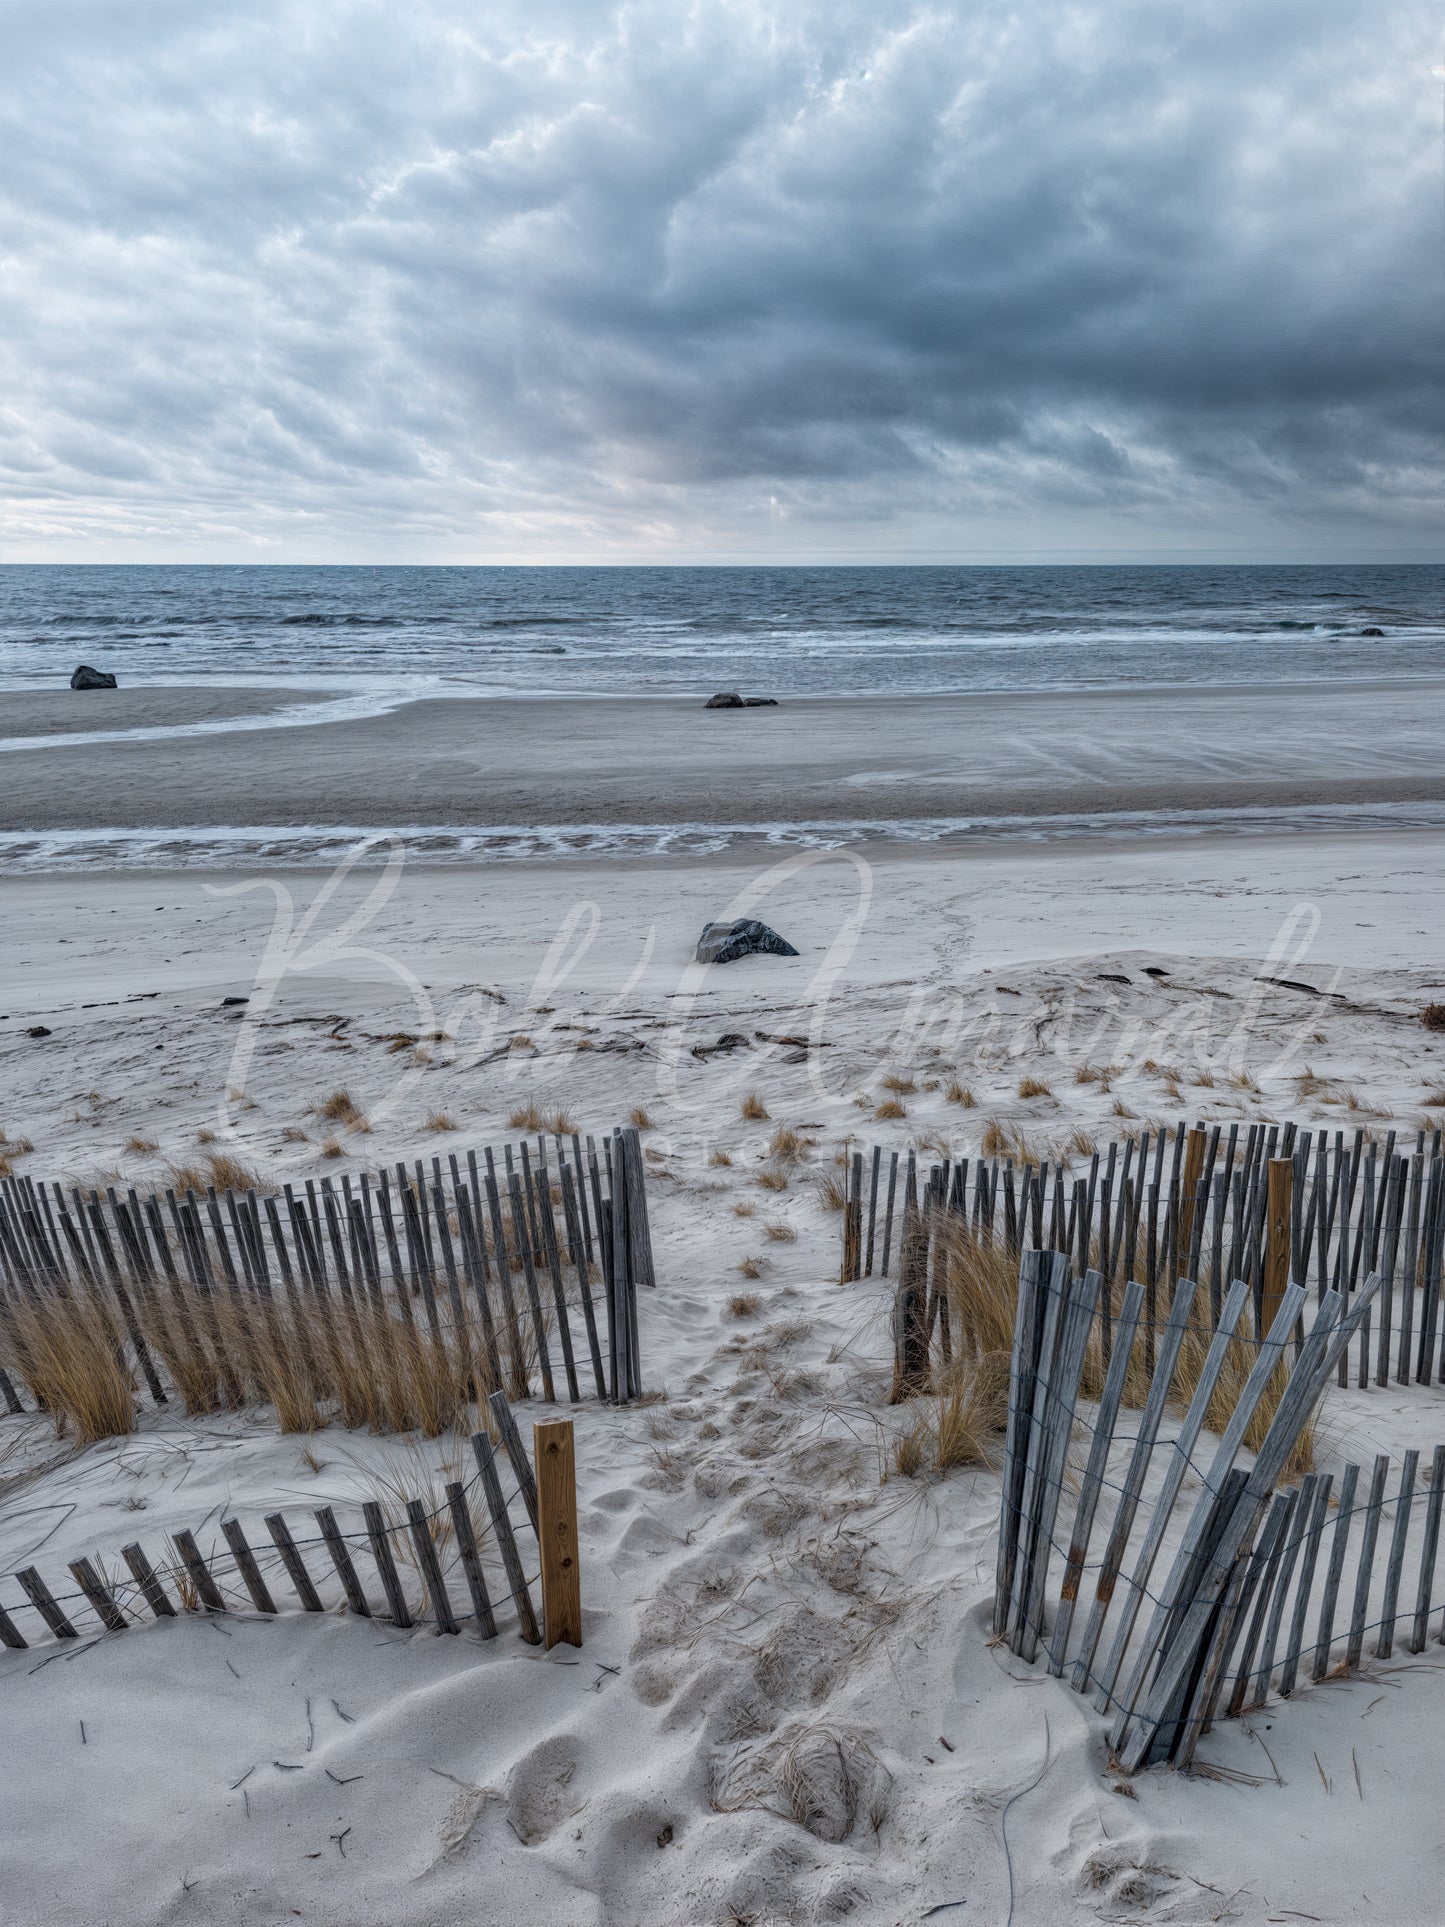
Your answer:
[4,813,1445,1924]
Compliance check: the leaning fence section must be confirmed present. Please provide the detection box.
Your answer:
[0,1123,653,1423]
[0,1392,584,1657]
[990,1247,1445,1771]
[843,1119,1445,1389]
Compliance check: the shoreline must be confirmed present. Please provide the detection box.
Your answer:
[9,796,1445,877]
[5,678,1445,840]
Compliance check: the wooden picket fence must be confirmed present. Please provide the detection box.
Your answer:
[0,1124,652,1418]
[992,1249,1445,1771]
[0,1392,584,1656]
[844,1118,1445,1389]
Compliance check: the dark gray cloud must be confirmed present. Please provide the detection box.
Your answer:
[0,0,1439,559]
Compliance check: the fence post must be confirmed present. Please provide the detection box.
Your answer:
[1264,1159,1293,1332]
[534,1418,582,1649]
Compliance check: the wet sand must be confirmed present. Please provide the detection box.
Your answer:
[4,678,1445,833]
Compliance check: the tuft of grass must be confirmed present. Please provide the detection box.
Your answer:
[740,1092,770,1122]
[881,1073,917,1095]
[768,1126,810,1164]
[629,1106,655,1130]
[166,1151,266,1196]
[1423,1004,1445,1034]
[1016,1075,1051,1100]
[733,1200,755,1217]
[507,1103,544,1131]
[1192,1070,1216,1089]
[946,1081,976,1108]
[196,1127,216,1145]
[708,1148,734,1168]
[737,1255,763,1280]
[423,1112,458,1133]
[124,1134,159,1155]
[816,1170,848,1212]
[1067,1127,1098,1161]
[315,1090,362,1123]
[319,1137,346,1160]
[933,1218,1021,1361]
[894,1354,1010,1478]
[1422,1086,1445,1108]
[726,1293,761,1318]
[764,1221,797,1243]
[757,1169,789,1192]
[980,1119,1039,1163]
[1111,1097,1136,1119]
[4,1293,136,1445]
[281,1125,309,1144]
[547,1110,576,1136]
[875,1099,907,1121]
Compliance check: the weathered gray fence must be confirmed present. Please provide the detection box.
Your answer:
[992,1247,1445,1770]
[845,1119,1445,1388]
[0,1392,573,1655]
[0,1124,652,1419]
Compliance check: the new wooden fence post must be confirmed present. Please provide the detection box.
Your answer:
[1263,1159,1294,1333]
[534,1418,582,1649]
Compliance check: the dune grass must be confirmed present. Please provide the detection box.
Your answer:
[894,1353,1009,1478]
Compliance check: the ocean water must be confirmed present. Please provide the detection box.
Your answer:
[3,563,1444,871]
[2,562,1442,700]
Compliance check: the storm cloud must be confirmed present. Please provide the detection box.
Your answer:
[0,0,1439,559]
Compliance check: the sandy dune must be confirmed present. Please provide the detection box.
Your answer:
[3,829,1445,1921]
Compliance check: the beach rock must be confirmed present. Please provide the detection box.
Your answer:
[704,692,778,708]
[695,919,800,965]
[1361,626,1384,637]
[743,697,778,706]
[27,1025,52,1038]
[70,664,117,689]
[691,1031,752,1058]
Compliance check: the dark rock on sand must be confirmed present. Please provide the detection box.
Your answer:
[691,1031,752,1058]
[27,1025,52,1037]
[704,692,778,708]
[221,995,249,1007]
[695,919,800,964]
[1361,627,1385,637]
[70,664,117,689]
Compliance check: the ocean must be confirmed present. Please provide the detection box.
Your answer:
[4,563,1444,871]
[3,562,1443,702]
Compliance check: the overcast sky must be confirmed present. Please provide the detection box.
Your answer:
[1,0,1440,563]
